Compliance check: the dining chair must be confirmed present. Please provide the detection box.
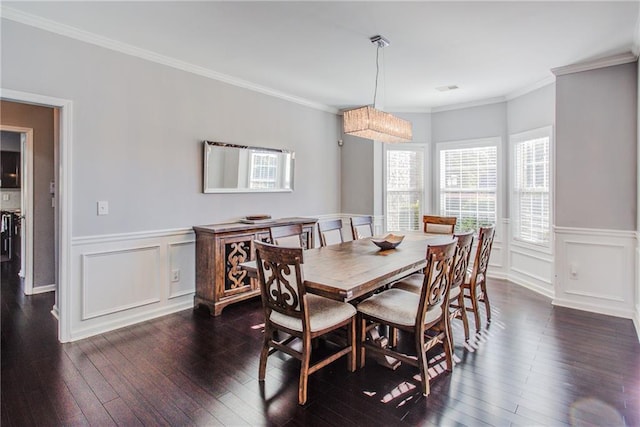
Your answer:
[392,232,474,343]
[356,240,457,397]
[269,224,305,248]
[423,215,457,234]
[350,216,374,240]
[317,219,344,247]
[462,226,496,332]
[254,241,357,405]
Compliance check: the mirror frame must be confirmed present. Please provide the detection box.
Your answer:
[203,141,295,193]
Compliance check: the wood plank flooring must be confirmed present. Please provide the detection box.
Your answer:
[2,259,639,426]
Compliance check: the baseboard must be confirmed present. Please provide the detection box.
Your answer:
[487,271,508,281]
[508,274,554,299]
[552,297,635,320]
[69,299,194,342]
[51,304,59,320]
[31,284,56,294]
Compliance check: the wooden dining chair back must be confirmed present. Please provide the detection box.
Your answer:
[423,215,457,234]
[254,241,356,405]
[269,223,304,248]
[392,232,474,344]
[350,216,374,240]
[463,225,496,332]
[356,240,457,397]
[448,231,474,341]
[317,219,344,247]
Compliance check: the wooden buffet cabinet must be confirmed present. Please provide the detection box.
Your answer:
[193,217,317,316]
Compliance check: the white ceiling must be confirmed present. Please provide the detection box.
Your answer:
[3,1,639,112]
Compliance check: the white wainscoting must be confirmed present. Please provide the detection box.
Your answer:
[554,226,636,319]
[65,218,638,342]
[504,218,555,299]
[70,228,195,341]
[485,219,508,280]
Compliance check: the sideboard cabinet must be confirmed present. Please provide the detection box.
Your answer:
[193,217,317,316]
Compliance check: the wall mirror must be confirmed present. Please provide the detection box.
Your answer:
[203,141,295,193]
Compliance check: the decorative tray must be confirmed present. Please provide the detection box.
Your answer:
[239,214,272,224]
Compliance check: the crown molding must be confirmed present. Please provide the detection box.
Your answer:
[551,52,638,77]
[0,6,339,115]
[505,75,555,101]
[431,96,506,114]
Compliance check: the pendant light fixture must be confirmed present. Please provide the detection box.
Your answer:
[343,35,412,143]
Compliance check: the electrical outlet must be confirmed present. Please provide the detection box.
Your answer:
[2,194,9,201]
[97,201,109,215]
[171,269,180,282]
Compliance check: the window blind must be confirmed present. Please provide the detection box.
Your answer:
[386,149,424,231]
[514,136,550,244]
[439,145,497,232]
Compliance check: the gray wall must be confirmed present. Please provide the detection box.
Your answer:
[556,62,637,230]
[431,102,508,144]
[1,20,341,236]
[431,102,508,217]
[340,133,374,215]
[507,83,556,135]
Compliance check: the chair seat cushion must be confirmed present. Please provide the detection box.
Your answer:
[270,294,356,333]
[391,273,423,294]
[357,289,442,327]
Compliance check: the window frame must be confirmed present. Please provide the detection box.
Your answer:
[434,136,502,234]
[509,125,554,252]
[383,142,430,232]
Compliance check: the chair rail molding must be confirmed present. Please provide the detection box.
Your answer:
[554,226,636,319]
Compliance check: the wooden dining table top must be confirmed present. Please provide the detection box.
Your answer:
[241,232,454,302]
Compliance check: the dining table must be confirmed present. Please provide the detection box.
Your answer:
[240,231,454,302]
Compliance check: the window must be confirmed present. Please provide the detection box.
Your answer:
[437,139,498,232]
[249,153,278,189]
[385,146,426,231]
[511,127,551,246]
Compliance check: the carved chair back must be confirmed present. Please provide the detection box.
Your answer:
[416,240,457,327]
[470,226,496,287]
[350,216,374,240]
[451,232,474,290]
[254,241,309,329]
[423,215,457,234]
[318,219,344,247]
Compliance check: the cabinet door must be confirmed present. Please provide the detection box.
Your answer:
[0,151,20,188]
[218,233,255,299]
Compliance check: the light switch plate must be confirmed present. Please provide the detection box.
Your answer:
[97,200,109,215]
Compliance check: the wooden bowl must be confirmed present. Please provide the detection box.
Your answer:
[371,234,405,250]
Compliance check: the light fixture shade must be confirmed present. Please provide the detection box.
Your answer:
[343,106,412,143]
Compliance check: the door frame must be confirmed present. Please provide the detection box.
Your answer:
[0,125,33,294]
[1,88,73,343]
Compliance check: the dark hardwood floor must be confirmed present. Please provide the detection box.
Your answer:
[2,258,639,426]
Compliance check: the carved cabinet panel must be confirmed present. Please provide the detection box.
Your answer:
[193,217,317,316]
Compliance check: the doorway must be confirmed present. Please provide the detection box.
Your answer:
[0,128,33,293]
[0,90,71,342]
